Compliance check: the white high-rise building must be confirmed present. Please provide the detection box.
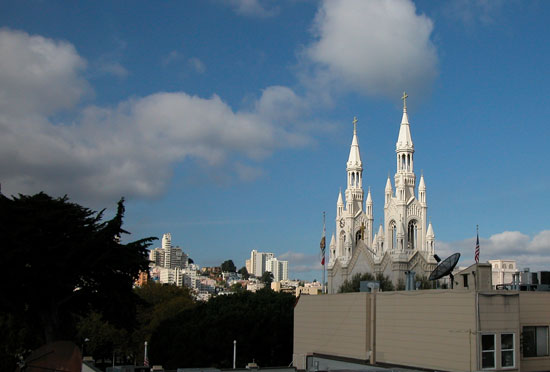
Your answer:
[159,267,183,286]
[266,258,289,282]
[250,249,274,277]
[328,94,437,293]
[149,233,188,270]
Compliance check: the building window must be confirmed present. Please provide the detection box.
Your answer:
[390,221,396,250]
[462,274,469,288]
[482,334,496,369]
[523,326,549,357]
[407,220,417,250]
[501,333,515,368]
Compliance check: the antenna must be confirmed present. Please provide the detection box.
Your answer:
[429,253,461,288]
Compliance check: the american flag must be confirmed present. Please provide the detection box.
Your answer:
[320,212,326,266]
[474,230,480,263]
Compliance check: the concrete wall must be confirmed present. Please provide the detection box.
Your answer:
[478,292,520,371]
[375,290,477,372]
[294,290,550,372]
[293,292,371,369]
[519,292,550,372]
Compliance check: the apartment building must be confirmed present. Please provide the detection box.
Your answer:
[294,279,550,371]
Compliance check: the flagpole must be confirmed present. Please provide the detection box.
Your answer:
[475,225,480,290]
[322,211,326,294]
[144,341,149,368]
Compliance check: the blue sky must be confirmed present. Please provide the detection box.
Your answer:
[1,0,549,280]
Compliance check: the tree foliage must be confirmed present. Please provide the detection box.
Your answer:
[221,259,237,272]
[238,266,250,280]
[149,290,294,369]
[260,271,274,285]
[0,192,155,367]
[338,272,394,293]
[415,275,433,289]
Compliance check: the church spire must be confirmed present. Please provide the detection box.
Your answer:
[345,116,364,214]
[347,116,362,169]
[394,92,416,201]
[396,92,414,152]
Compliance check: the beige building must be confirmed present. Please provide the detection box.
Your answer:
[294,283,550,371]
[489,259,518,287]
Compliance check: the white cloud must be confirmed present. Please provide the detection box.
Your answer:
[0,29,310,206]
[96,60,129,78]
[303,0,438,100]
[162,51,206,74]
[442,0,504,26]
[225,0,279,18]
[162,50,183,66]
[279,251,322,274]
[436,230,550,271]
[188,57,206,74]
[0,28,89,116]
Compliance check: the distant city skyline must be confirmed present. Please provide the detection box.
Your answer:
[1,1,549,280]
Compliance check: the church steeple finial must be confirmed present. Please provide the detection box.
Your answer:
[353,116,358,134]
[401,91,408,112]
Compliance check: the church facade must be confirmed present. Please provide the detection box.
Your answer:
[327,95,437,293]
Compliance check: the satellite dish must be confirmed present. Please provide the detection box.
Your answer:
[429,253,461,288]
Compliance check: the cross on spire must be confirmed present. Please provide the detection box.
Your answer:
[401,91,408,110]
[353,116,358,134]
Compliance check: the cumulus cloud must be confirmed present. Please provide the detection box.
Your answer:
[279,251,322,274]
[0,28,89,116]
[303,0,438,100]
[0,29,309,206]
[436,230,550,271]
[224,0,279,18]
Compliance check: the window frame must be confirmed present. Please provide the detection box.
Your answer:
[500,333,515,368]
[481,333,496,369]
[522,325,549,358]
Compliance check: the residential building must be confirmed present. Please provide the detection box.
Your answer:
[328,96,437,292]
[134,271,148,287]
[149,233,188,270]
[159,267,183,286]
[294,264,550,372]
[266,257,289,282]
[250,249,274,277]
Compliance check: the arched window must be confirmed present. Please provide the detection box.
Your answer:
[340,230,346,243]
[390,221,397,250]
[408,220,418,250]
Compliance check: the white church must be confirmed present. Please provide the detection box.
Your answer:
[327,94,437,293]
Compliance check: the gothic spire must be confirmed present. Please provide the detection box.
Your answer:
[419,174,426,190]
[347,116,362,169]
[396,92,414,151]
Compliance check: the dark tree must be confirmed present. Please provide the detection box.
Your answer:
[238,266,249,280]
[221,259,236,273]
[150,290,295,369]
[414,275,433,289]
[260,271,274,286]
[0,192,156,349]
[338,272,374,293]
[338,272,394,292]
